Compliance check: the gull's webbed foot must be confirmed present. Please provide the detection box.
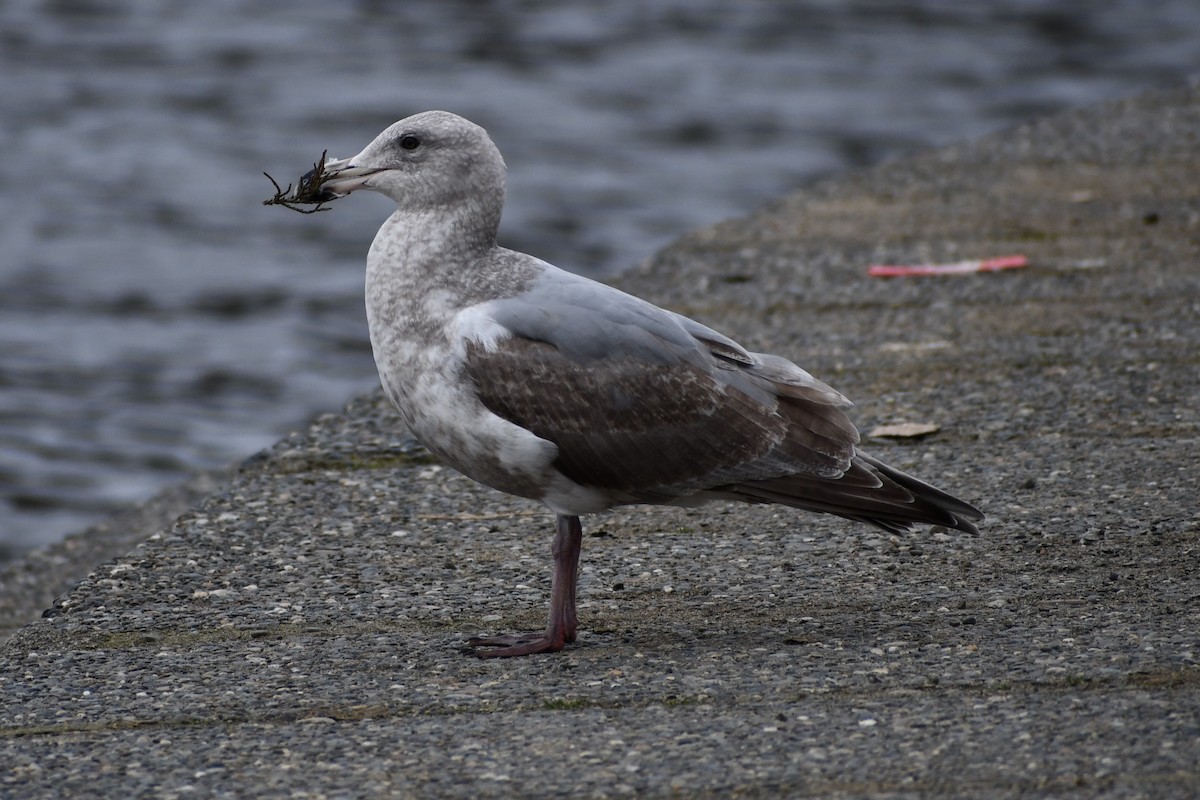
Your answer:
[467,627,574,658]
[467,514,582,658]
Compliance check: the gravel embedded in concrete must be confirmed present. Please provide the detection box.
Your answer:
[2,84,1198,798]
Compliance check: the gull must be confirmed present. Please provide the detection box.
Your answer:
[299,110,983,657]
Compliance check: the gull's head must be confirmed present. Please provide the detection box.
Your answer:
[313,111,506,211]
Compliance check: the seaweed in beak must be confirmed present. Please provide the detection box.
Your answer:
[263,151,380,213]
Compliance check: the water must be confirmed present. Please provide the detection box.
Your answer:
[1,0,1198,559]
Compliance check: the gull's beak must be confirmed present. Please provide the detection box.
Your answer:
[300,156,382,200]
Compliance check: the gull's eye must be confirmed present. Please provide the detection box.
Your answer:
[399,134,421,151]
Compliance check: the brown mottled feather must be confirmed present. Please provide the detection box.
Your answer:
[465,333,981,534]
[465,337,804,498]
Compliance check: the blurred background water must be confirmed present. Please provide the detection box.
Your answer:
[1,0,1198,560]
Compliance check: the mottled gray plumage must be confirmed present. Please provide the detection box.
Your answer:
[312,110,983,656]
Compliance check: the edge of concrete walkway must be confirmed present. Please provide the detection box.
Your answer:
[2,81,1198,799]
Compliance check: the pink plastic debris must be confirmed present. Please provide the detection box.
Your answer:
[868,254,1028,277]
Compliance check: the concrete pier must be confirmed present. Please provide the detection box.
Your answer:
[2,83,1197,798]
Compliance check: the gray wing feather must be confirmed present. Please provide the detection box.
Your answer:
[466,271,859,500]
[485,273,698,365]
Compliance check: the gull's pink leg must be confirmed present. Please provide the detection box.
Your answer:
[469,514,582,657]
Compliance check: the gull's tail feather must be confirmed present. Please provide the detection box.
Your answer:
[727,452,983,535]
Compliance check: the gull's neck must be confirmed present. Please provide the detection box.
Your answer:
[368,200,497,286]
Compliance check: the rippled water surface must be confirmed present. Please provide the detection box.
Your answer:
[2,1,1198,557]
